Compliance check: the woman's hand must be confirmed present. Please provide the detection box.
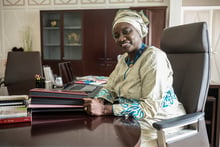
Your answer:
[83,98,105,116]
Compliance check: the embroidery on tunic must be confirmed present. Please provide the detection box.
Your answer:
[161,88,177,108]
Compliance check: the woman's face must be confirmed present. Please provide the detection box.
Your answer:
[113,22,142,53]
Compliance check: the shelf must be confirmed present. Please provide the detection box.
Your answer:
[64,44,81,47]
[64,27,81,29]
[43,27,60,30]
[44,44,60,46]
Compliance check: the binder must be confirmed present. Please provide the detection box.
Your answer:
[29,88,88,99]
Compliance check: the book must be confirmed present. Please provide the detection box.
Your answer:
[28,88,88,113]
[0,95,29,107]
[0,100,26,106]
[29,88,88,99]
[0,107,29,119]
[28,104,84,108]
[0,116,32,124]
[0,107,32,124]
[0,122,31,129]
[30,108,84,113]
[28,104,84,113]
[30,97,83,105]
[0,95,28,101]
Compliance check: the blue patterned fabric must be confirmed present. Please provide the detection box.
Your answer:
[94,88,114,103]
[114,97,145,120]
[161,88,177,108]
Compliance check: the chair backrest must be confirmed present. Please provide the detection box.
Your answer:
[58,61,75,85]
[4,51,43,86]
[160,22,210,114]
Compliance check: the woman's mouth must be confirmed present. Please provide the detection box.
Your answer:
[121,42,130,49]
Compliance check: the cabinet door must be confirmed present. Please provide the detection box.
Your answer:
[105,9,124,74]
[146,7,167,48]
[83,9,123,76]
[41,12,61,60]
[63,12,82,60]
[83,10,107,75]
[41,11,84,76]
[63,12,84,76]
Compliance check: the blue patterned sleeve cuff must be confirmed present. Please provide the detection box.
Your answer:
[94,88,115,103]
[112,98,145,120]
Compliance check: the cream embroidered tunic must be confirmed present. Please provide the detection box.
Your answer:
[95,46,185,122]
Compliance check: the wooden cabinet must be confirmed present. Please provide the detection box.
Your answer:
[40,7,167,76]
[207,85,220,147]
[40,10,84,76]
[83,9,122,76]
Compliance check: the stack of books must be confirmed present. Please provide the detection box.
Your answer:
[0,95,32,124]
[28,88,87,113]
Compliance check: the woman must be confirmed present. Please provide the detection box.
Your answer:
[84,9,185,121]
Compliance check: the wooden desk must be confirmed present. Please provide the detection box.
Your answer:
[0,113,140,147]
[208,85,220,147]
[0,85,141,147]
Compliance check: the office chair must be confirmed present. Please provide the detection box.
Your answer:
[153,22,210,147]
[58,61,75,84]
[0,51,43,87]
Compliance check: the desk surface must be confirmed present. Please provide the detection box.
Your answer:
[0,113,140,147]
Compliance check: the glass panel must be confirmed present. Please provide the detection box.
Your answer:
[63,12,82,60]
[63,46,82,60]
[42,13,61,60]
[43,46,60,60]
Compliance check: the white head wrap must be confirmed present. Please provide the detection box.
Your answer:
[112,9,149,38]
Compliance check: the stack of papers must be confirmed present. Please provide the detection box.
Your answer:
[75,75,108,86]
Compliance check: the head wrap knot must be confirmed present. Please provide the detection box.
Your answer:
[112,9,149,38]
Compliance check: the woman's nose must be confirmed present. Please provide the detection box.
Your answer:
[119,35,126,42]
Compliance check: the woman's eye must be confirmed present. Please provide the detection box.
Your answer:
[114,33,119,39]
[123,29,131,35]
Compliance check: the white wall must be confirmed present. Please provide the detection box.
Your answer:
[0,0,169,77]
[0,0,5,77]
[169,0,182,26]
[183,0,220,6]
[182,6,220,84]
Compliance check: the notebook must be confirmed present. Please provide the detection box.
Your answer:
[58,62,98,93]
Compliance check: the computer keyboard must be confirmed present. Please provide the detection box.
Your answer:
[69,85,84,90]
[66,84,97,92]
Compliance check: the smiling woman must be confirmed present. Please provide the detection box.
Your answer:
[83,10,186,143]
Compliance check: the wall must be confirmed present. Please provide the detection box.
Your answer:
[182,5,220,84]
[183,0,220,6]
[169,0,182,26]
[0,0,169,77]
[182,0,220,84]
[0,1,5,78]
